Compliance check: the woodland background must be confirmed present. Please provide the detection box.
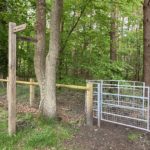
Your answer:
[0,0,143,84]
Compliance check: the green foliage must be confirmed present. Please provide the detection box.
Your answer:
[0,0,143,83]
[57,0,143,84]
[0,0,35,78]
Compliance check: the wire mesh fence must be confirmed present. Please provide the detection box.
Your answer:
[16,84,40,106]
[16,84,30,104]
[91,80,150,131]
[0,80,86,124]
[0,82,7,97]
[0,82,7,107]
[0,80,41,108]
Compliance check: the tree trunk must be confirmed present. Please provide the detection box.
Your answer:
[42,0,63,117]
[35,0,63,117]
[34,0,46,109]
[135,25,142,81]
[110,5,117,61]
[143,0,150,86]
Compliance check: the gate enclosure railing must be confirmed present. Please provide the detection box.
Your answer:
[88,80,150,132]
[1,78,149,133]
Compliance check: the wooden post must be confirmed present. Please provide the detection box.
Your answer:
[7,77,9,102]
[29,78,35,107]
[8,22,16,135]
[86,82,93,126]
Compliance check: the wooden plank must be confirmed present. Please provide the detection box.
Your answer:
[0,78,88,90]
[16,80,38,85]
[17,36,37,43]
[13,24,26,33]
[56,84,88,90]
[86,82,93,126]
[0,79,8,82]
[8,22,16,135]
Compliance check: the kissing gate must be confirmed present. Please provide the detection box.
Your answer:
[89,80,150,132]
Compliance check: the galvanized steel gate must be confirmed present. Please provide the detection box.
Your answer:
[90,80,150,131]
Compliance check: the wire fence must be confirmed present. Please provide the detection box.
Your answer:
[16,84,40,105]
[0,79,86,124]
[0,82,7,96]
[0,79,87,109]
[0,80,41,108]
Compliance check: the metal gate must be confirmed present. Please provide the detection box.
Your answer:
[90,80,150,131]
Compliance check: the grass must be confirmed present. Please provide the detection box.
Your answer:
[0,107,73,150]
[127,132,141,141]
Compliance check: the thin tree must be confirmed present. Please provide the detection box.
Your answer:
[110,2,118,61]
[143,0,150,86]
[35,0,63,117]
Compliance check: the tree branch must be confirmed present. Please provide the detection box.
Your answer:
[61,0,91,51]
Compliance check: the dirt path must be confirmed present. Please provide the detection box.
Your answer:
[64,122,150,150]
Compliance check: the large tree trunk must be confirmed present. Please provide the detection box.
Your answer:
[35,0,63,117]
[42,0,63,117]
[110,4,117,61]
[143,0,150,86]
[34,0,46,109]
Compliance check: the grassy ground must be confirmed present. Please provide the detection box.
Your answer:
[0,107,74,150]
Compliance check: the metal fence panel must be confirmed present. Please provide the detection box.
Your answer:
[91,80,150,132]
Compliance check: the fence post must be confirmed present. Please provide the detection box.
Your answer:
[86,82,93,126]
[29,78,35,107]
[6,77,9,102]
[8,22,16,135]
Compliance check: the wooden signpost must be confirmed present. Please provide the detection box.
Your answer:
[13,24,26,33]
[8,22,26,135]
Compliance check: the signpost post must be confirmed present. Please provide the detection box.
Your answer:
[8,22,26,135]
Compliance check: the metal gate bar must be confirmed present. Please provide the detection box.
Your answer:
[91,80,150,132]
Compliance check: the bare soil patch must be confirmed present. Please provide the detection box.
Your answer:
[64,122,150,150]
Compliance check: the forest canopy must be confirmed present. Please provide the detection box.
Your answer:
[0,0,144,83]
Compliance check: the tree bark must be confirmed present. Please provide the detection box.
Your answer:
[143,0,150,86]
[42,0,63,117]
[35,0,63,117]
[135,25,142,81]
[34,0,46,109]
[110,4,117,61]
